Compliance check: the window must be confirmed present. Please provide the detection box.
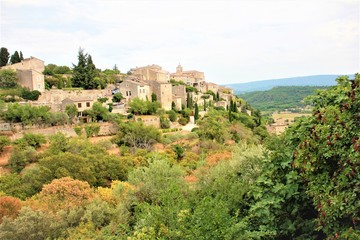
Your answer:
[78,103,82,108]
[129,91,132,96]
[86,102,90,107]
[126,91,128,96]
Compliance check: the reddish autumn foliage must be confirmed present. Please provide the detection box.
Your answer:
[0,196,21,223]
[27,177,94,213]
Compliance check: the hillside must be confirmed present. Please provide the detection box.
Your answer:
[226,74,351,93]
[239,86,329,112]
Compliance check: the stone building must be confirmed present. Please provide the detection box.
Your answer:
[130,64,170,82]
[170,64,205,90]
[150,81,173,110]
[205,82,220,93]
[172,85,186,108]
[119,78,151,102]
[61,97,95,116]
[1,57,45,92]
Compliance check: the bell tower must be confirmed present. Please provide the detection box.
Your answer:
[176,63,183,74]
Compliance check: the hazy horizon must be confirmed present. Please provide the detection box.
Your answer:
[1,0,358,84]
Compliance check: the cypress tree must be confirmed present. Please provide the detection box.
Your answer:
[0,47,9,67]
[194,103,199,122]
[203,99,207,111]
[216,91,220,101]
[19,51,24,60]
[228,108,233,122]
[187,92,191,109]
[152,93,157,102]
[10,51,20,64]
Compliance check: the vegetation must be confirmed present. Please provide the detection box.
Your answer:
[0,74,358,239]
[0,69,18,89]
[239,86,329,112]
[0,47,10,67]
[72,48,103,89]
[128,98,161,115]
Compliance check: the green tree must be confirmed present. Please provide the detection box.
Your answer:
[112,121,161,149]
[0,47,10,67]
[196,110,231,143]
[0,69,18,88]
[65,104,78,123]
[194,103,199,122]
[288,74,360,238]
[72,48,87,88]
[112,92,123,102]
[20,88,41,101]
[151,93,157,102]
[186,92,193,109]
[10,51,21,64]
[72,48,101,89]
[167,110,177,122]
[19,51,24,61]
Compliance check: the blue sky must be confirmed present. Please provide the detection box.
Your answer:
[0,0,358,84]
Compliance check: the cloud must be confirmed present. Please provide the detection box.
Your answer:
[1,0,358,83]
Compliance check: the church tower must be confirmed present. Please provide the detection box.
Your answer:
[176,63,183,74]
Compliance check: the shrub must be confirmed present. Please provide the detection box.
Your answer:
[74,125,83,136]
[0,136,10,153]
[13,133,46,149]
[178,117,189,126]
[160,116,170,129]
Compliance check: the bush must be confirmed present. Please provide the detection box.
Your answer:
[74,125,83,136]
[0,136,10,153]
[13,133,46,149]
[20,88,41,101]
[178,117,189,126]
[167,110,177,122]
[160,116,170,129]
[8,147,38,173]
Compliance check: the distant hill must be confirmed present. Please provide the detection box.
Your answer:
[239,86,329,112]
[226,75,352,93]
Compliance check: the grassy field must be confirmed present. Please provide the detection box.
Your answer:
[272,112,311,125]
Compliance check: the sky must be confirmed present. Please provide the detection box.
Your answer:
[0,0,359,84]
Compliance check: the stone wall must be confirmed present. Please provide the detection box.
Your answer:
[37,89,112,111]
[8,122,118,140]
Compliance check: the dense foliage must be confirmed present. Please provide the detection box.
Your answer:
[0,74,358,239]
[239,86,329,112]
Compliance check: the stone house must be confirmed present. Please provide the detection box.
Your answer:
[205,82,220,93]
[119,78,151,102]
[1,56,45,92]
[61,97,95,116]
[172,85,186,109]
[170,64,205,90]
[130,64,170,82]
[150,81,173,110]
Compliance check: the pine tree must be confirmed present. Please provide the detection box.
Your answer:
[0,48,9,67]
[72,48,88,88]
[10,51,21,64]
[72,48,100,89]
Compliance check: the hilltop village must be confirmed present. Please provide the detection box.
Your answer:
[0,55,241,131]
